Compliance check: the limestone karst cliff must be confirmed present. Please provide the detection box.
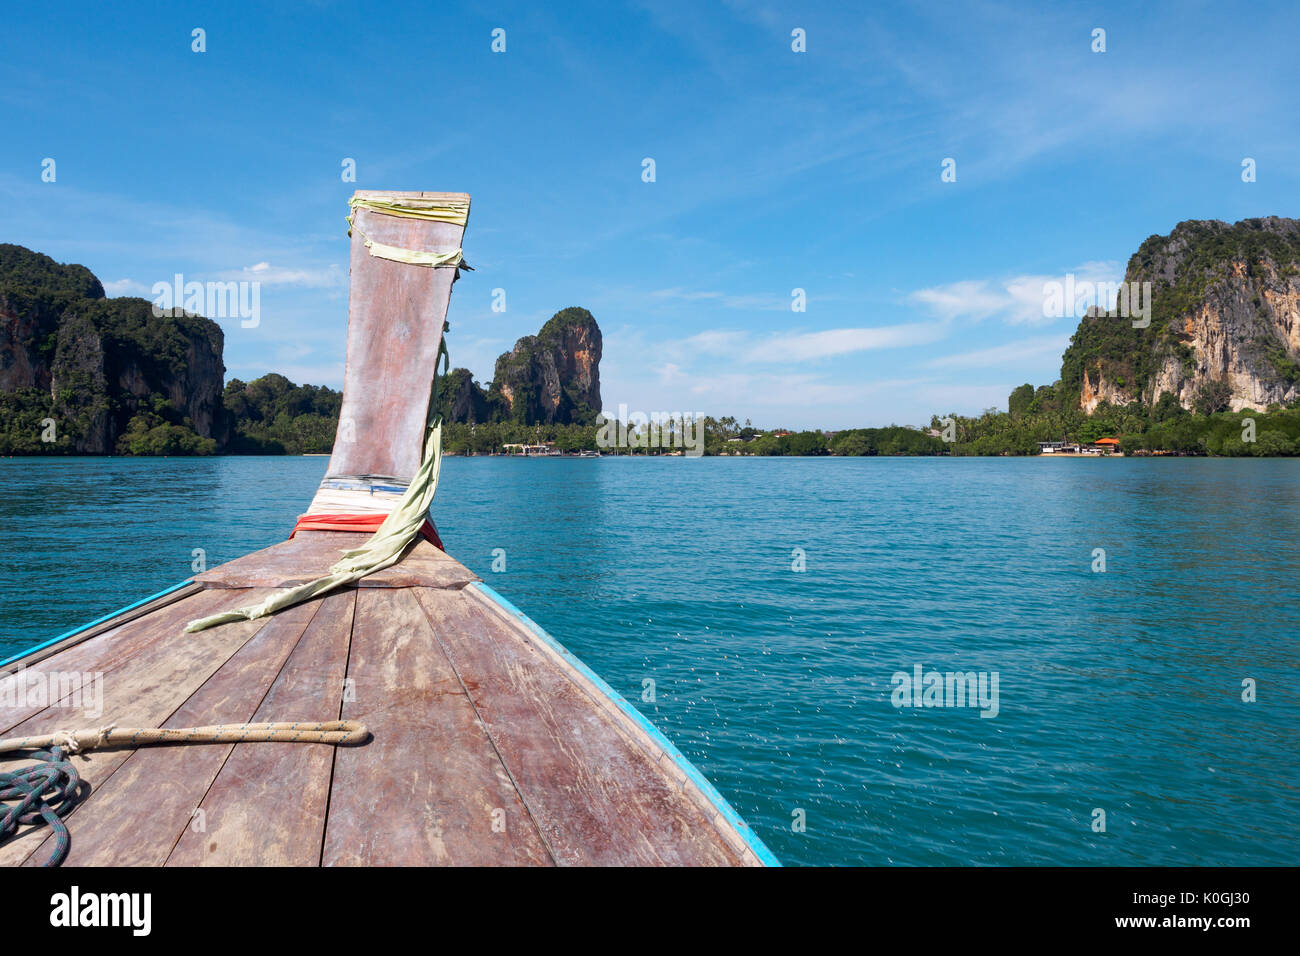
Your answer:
[1062,217,1300,415]
[439,307,603,426]
[2,243,604,453]
[0,244,226,454]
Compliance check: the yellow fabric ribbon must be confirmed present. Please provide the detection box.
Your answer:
[184,420,444,633]
[346,195,469,233]
[184,196,465,633]
[357,231,463,268]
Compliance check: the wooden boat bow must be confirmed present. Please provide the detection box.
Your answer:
[0,190,777,867]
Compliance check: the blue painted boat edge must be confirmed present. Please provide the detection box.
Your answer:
[0,578,195,669]
[471,581,781,867]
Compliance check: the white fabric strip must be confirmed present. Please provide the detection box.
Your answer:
[305,487,407,517]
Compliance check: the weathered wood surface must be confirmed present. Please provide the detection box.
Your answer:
[3,560,762,866]
[194,531,477,590]
[462,584,761,865]
[0,588,275,865]
[323,587,552,866]
[325,191,468,484]
[414,587,745,866]
[167,590,356,866]
[1,586,232,735]
[22,597,324,867]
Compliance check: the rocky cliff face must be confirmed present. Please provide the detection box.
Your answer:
[0,244,103,394]
[101,298,227,448]
[0,244,226,453]
[437,367,492,424]
[1064,218,1300,414]
[492,307,602,425]
[48,311,112,453]
[0,295,55,394]
[444,307,602,426]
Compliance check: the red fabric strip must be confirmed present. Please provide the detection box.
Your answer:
[290,513,444,551]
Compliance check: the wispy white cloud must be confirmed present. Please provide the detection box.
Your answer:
[656,362,686,383]
[649,287,790,310]
[210,262,345,288]
[101,278,151,297]
[910,280,1013,323]
[744,323,947,362]
[924,334,1072,370]
[911,261,1122,325]
[684,329,749,354]
[687,322,947,363]
[681,370,926,408]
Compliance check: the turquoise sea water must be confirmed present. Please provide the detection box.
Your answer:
[1,455,1297,866]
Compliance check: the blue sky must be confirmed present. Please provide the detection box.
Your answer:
[4,0,1298,428]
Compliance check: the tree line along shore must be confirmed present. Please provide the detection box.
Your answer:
[7,215,1300,458]
[5,367,1299,458]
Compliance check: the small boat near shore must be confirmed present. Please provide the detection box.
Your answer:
[0,191,776,867]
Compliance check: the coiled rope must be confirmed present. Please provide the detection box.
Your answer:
[0,720,368,866]
[0,747,78,866]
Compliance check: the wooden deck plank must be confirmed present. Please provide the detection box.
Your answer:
[20,597,325,867]
[412,587,744,866]
[0,586,234,735]
[0,588,274,865]
[166,590,357,866]
[464,585,761,865]
[322,587,552,866]
[3,572,760,866]
[195,532,477,590]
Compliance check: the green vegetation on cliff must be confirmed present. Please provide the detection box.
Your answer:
[0,389,60,455]
[435,307,604,427]
[931,385,1300,456]
[1,245,225,455]
[115,394,219,456]
[223,374,341,455]
[1061,218,1300,400]
[484,306,603,426]
[940,218,1300,457]
[0,243,104,318]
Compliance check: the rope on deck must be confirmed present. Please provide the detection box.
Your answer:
[0,747,77,866]
[0,720,368,866]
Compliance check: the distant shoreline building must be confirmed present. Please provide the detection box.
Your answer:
[1037,438,1122,456]
[502,442,560,456]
